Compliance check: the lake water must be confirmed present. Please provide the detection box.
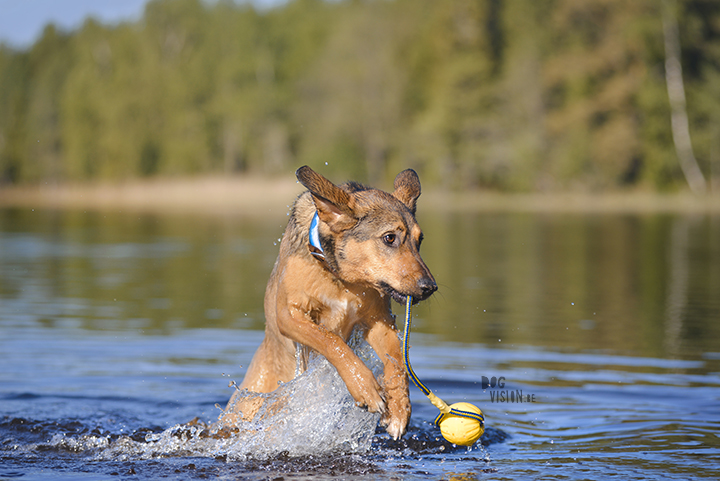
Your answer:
[1,205,719,480]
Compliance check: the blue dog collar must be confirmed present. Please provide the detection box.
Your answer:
[309,211,324,259]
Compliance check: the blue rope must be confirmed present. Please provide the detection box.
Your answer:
[402,296,484,426]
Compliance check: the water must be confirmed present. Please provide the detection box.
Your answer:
[1,207,719,479]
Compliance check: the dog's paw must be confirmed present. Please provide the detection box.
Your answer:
[380,388,411,440]
[351,384,387,415]
[344,365,387,415]
[382,416,407,440]
[380,407,410,440]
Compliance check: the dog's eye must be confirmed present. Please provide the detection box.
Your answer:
[383,233,397,246]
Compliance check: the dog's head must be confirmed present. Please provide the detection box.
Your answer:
[296,165,437,304]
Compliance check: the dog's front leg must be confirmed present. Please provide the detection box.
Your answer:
[277,303,387,415]
[365,318,410,440]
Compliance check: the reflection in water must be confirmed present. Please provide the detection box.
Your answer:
[0,209,284,332]
[416,211,720,359]
[665,216,691,357]
[1,208,719,358]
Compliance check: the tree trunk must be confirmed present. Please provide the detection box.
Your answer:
[661,0,707,194]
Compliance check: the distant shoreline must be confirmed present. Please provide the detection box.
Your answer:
[0,176,305,218]
[422,190,720,214]
[1,176,719,215]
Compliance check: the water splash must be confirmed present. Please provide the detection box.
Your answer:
[46,330,384,461]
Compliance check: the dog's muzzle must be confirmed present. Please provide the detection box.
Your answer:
[417,277,438,300]
[381,278,437,305]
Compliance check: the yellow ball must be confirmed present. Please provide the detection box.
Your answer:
[438,402,484,446]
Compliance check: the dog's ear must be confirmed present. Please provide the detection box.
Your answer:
[392,169,421,214]
[296,166,357,232]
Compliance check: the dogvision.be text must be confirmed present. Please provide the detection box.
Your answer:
[481,376,537,403]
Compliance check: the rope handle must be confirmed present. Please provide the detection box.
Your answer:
[402,296,485,426]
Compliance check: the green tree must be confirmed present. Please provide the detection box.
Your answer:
[2,0,720,192]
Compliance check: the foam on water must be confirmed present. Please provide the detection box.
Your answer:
[43,330,384,461]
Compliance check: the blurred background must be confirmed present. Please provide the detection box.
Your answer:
[0,0,719,193]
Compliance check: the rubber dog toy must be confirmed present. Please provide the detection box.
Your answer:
[402,296,484,446]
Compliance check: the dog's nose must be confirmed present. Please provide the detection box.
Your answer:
[418,277,437,298]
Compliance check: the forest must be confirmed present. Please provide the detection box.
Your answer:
[0,0,719,192]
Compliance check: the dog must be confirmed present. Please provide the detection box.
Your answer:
[221,166,437,440]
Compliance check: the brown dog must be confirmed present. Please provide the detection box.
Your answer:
[222,166,436,439]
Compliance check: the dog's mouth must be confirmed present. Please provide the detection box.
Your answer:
[379,282,433,305]
[383,284,410,305]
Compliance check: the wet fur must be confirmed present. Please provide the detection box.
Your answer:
[220,166,436,440]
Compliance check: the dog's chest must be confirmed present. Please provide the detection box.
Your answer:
[315,286,379,338]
